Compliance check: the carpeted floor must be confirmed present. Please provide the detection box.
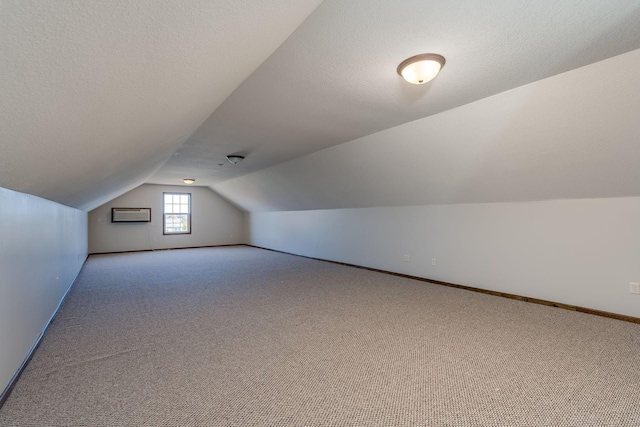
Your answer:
[1,246,639,426]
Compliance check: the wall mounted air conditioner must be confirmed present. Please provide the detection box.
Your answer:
[111,208,151,223]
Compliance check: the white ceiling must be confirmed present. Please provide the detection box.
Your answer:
[148,0,640,187]
[212,49,640,211]
[0,0,322,210]
[1,1,639,211]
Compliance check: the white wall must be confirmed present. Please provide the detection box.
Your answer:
[247,197,640,318]
[0,187,88,397]
[89,184,244,254]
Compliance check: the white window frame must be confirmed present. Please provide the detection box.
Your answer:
[163,192,191,235]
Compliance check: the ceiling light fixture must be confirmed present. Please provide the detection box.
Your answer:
[226,155,245,165]
[183,178,195,184]
[397,53,445,84]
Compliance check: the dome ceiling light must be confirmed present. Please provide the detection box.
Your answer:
[397,53,445,84]
[226,155,245,165]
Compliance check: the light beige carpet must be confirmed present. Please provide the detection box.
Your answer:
[1,246,639,426]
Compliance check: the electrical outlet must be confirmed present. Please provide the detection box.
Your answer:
[403,254,411,262]
[431,258,437,266]
[630,282,640,295]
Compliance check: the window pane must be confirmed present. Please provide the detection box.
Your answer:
[179,214,188,231]
[165,214,187,232]
[180,195,189,205]
[164,194,171,204]
[180,205,188,213]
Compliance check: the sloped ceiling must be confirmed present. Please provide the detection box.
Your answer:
[212,49,640,211]
[0,0,322,210]
[149,0,640,194]
[1,1,639,212]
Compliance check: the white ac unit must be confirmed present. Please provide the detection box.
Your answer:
[111,208,151,223]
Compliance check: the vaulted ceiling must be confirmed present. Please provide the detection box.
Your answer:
[1,1,639,212]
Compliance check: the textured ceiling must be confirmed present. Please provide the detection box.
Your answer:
[0,0,322,210]
[149,0,640,190]
[1,1,639,211]
[212,50,640,211]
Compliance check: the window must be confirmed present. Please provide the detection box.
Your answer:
[163,193,191,234]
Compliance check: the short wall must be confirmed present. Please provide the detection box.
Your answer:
[247,197,640,318]
[0,187,88,397]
